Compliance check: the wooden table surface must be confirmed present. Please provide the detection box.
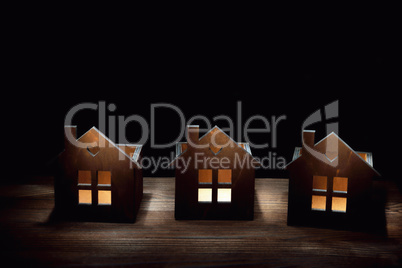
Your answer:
[0,177,401,267]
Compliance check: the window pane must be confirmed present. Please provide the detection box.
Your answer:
[332,197,347,213]
[218,169,232,184]
[333,177,348,193]
[78,170,91,185]
[198,169,212,184]
[217,188,231,202]
[98,171,111,185]
[198,188,212,202]
[313,176,327,192]
[311,195,326,211]
[98,190,112,205]
[78,190,92,204]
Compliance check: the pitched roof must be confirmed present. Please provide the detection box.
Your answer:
[75,126,142,168]
[171,125,257,165]
[199,125,253,153]
[286,131,380,176]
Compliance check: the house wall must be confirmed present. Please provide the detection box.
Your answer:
[56,145,140,222]
[134,161,143,217]
[175,145,255,220]
[287,140,376,227]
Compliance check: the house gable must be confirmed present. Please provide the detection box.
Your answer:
[171,125,258,168]
[286,131,380,178]
[63,126,142,169]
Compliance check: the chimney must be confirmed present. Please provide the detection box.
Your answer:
[302,130,315,149]
[64,125,77,150]
[186,125,199,147]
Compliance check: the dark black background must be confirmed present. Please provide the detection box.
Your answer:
[8,9,400,183]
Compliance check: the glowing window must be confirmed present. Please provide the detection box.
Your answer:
[198,169,212,184]
[333,177,348,193]
[312,176,327,192]
[217,188,231,202]
[98,171,111,185]
[218,169,232,184]
[311,195,326,211]
[98,190,112,205]
[78,190,92,204]
[78,170,91,185]
[198,188,212,202]
[332,197,347,212]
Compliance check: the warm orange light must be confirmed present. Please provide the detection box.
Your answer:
[98,171,111,185]
[79,190,92,204]
[333,177,348,193]
[313,176,327,192]
[218,169,232,184]
[358,152,368,162]
[332,197,347,212]
[311,195,326,211]
[198,169,212,184]
[98,190,112,205]
[78,170,91,185]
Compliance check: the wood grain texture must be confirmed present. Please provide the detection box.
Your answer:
[0,177,401,267]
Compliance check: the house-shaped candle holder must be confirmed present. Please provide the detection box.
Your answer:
[286,130,381,228]
[171,125,259,220]
[54,126,143,222]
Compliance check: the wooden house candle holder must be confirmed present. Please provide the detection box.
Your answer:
[171,125,259,220]
[54,126,143,222]
[286,130,381,229]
